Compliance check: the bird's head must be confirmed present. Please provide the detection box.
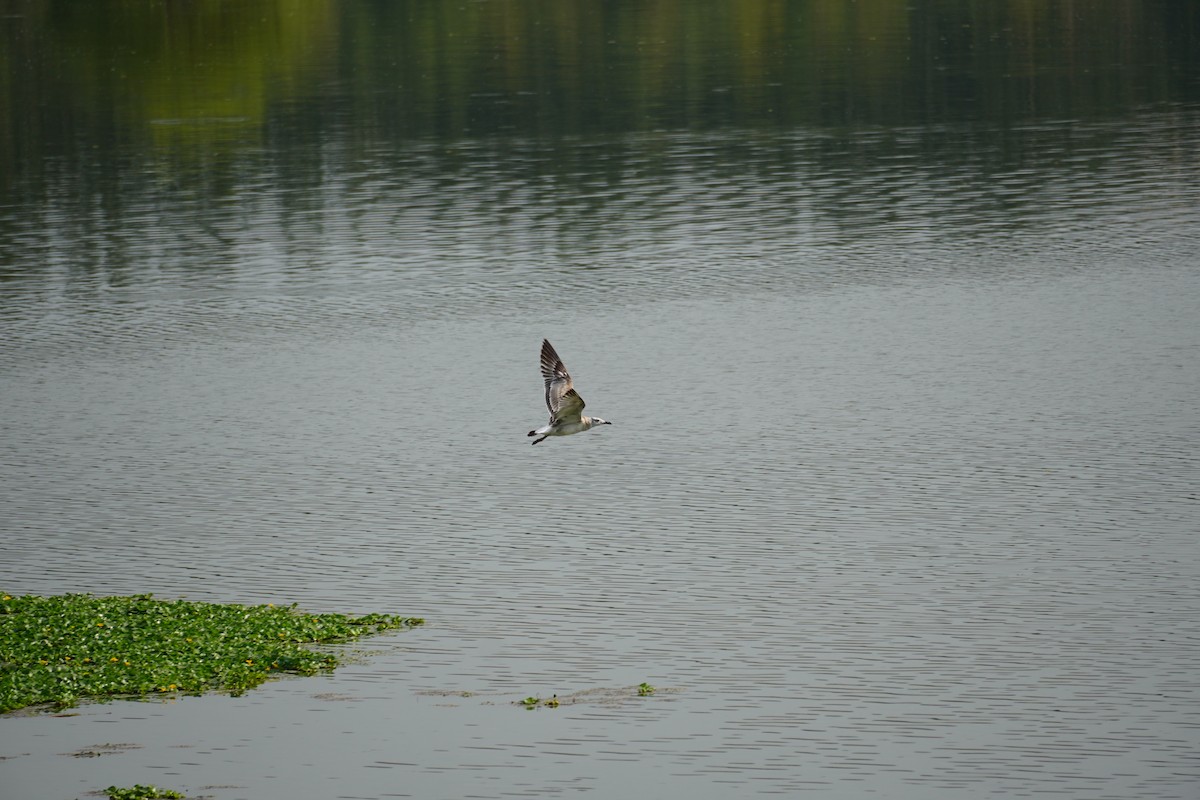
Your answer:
[593,418,612,427]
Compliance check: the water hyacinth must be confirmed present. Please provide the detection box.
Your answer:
[0,592,423,713]
[105,786,185,800]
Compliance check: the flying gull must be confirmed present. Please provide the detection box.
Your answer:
[527,339,612,445]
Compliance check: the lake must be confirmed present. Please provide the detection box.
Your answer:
[2,2,1199,798]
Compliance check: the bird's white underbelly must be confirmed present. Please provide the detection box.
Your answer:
[551,420,591,436]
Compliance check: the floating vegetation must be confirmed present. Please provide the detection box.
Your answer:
[0,592,423,713]
[70,742,141,758]
[514,684,659,709]
[105,786,184,800]
[518,694,561,709]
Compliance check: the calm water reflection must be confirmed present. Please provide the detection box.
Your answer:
[2,2,1199,799]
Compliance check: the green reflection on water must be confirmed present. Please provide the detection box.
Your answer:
[0,1,1196,205]
[4,2,1197,129]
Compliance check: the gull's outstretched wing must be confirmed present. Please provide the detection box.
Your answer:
[540,339,586,423]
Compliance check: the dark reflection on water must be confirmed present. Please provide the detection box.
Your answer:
[2,0,1198,166]
[2,2,1199,800]
[1,113,1197,351]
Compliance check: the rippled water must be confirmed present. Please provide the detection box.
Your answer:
[2,12,1200,787]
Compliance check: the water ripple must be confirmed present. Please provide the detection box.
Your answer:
[2,113,1199,799]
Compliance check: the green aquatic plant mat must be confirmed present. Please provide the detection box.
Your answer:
[0,592,423,713]
[105,786,184,800]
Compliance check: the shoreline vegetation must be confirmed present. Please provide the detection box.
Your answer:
[0,592,424,713]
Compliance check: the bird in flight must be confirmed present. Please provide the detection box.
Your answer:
[528,339,612,445]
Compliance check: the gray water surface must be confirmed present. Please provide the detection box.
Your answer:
[2,4,1200,798]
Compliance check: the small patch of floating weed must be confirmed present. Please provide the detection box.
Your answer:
[516,683,658,708]
[105,785,184,800]
[517,695,561,709]
[0,592,423,713]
